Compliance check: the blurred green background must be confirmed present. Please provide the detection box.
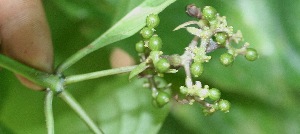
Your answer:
[1,0,300,133]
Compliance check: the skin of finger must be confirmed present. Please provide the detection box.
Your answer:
[0,0,53,90]
[110,48,135,68]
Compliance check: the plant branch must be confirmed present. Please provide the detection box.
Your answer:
[58,91,104,134]
[45,89,54,134]
[64,65,137,85]
[180,37,199,88]
[194,96,212,108]
[0,54,62,92]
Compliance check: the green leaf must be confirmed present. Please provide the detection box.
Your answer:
[91,0,175,50]
[2,0,300,133]
[0,77,45,133]
[0,122,14,134]
[19,76,170,134]
[53,76,170,134]
[169,101,300,134]
[57,0,176,73]
[129,62,148,79]
[1,0,172,134]
[157,0,300,133]
[0,71,10,112]
[112,0,144,24]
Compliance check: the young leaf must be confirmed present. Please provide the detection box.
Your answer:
[186,27,202,37]
[173,21,199,31]
[129,62,148,79]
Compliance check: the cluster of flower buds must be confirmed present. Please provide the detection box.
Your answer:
[130,4,258,115]
[174,4,258,114]
[179,4,258,66]
[178,81,230,115]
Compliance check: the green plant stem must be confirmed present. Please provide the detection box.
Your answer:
[58,91,104,134]
[0,54,62,92]
[64,65,137,85]
[45,89,54,134]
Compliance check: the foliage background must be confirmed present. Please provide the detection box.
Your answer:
[1,0,300,133]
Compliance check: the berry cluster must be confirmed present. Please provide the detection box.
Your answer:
[130,4,258,115]
[131,14,175,108]
[178,5,258,114]
[177,5,258,66]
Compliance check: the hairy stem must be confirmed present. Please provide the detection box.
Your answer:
[64,65,137,85]
[45,89,54,134]
[58,91,104,134]
[180,37,199,88]
[0,54,62,92]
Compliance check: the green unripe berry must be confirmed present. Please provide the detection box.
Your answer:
[203,6,217,21]
[245,48,258,61]
[135,41,145,53]
[214,32,227,45]
[149,51,161,64]
[155,58,170,73]
[155,91,170,108]
[149,35,162,51]
[198,19,209,28]
[140,27,154,39]
[218,99,230,112]
[209,88,221,101]
[146,14,160,28]
[220,53,234,66]
[190,62,204,77]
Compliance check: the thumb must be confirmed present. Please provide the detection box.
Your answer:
[0,0,53,90]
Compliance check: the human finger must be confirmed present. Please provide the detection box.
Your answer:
[0,0,53,90]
